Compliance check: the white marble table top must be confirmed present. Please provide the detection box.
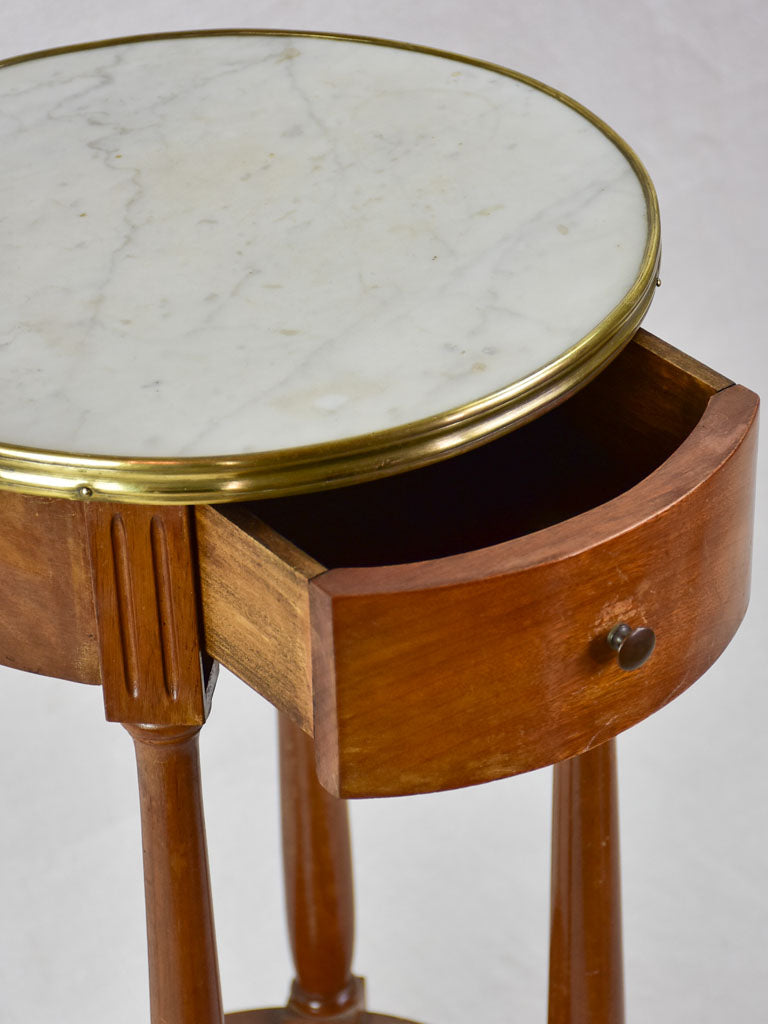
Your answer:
[0,31,659,502]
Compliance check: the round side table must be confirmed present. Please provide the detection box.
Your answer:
[0,30,757,1024]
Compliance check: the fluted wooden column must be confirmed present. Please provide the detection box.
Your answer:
[85,503,223,1024]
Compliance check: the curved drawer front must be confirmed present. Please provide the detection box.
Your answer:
[310,385,758,797]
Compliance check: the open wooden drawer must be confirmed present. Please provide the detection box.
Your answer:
[196,330,758,798]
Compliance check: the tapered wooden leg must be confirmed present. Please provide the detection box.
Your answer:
[127,724,224,1024]
[224,714,421,1023]
[279,713,363,1020]
[548,738,625,1024]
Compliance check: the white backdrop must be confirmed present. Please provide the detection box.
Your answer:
[1,3,766,1023]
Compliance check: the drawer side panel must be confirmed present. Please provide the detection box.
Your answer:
[196,505,318,731]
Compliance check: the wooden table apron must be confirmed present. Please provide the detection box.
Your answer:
[0,329,759,1024]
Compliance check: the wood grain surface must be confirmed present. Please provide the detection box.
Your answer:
[222,717,422,1023]
[278,714,364,1019]
[127,724,224,1024]
[548,740,624,1024]
[85,503,212,725]
[0,491,100,683]
[192,333,757,798]
[196,504,321,731]
[0,328,757,1024]
[308,385,758,796]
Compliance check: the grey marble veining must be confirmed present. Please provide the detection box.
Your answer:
[0,35,651,458]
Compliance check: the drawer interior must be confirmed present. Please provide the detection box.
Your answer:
[196,330,751,793]
[246,332,728,568]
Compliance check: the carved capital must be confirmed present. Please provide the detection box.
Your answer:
[85,503,216,725]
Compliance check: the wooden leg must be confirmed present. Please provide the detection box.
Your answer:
[548,738,625,1024]
[225,715,422,1024]
[279,712,364,1020]
[127,724,224,1024]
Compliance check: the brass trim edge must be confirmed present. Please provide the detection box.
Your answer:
[0,29,661,505]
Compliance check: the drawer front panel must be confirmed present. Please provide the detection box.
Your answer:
[311,386,758,798]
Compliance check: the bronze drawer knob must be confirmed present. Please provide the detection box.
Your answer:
[606,623,656,671]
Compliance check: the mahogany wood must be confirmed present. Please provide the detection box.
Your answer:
[548,740,624,1024]
[0,329,745,707]
[278,713,364,1019]
[85,502,212,724]
[567,331,731,471]
[192,334,757,797]
[309,381,757,795]
[0,490,100,683]
[126,724,224,1024]
[0,328,757,1023]
[86,506,222,1024]
[197,504,321,731]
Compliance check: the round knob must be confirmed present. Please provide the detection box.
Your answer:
[606,622,656,671]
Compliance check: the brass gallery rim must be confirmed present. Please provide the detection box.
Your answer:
[0,29,661,505]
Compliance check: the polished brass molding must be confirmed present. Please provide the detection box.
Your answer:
[0,29,661,505]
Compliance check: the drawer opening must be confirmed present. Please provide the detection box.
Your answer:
[247,333,725,568]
